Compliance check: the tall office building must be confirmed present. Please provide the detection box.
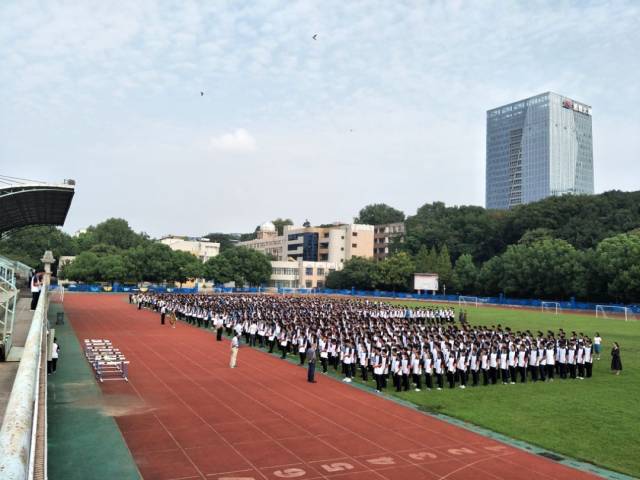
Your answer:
[486,92,593,209]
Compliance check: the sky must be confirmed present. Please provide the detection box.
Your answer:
[1,0,639,238]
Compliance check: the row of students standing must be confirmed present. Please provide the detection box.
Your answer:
[133,293,596,392]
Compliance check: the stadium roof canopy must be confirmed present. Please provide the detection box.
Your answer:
[0,175,76,236]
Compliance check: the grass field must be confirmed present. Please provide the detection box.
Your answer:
[180,296,639,477]
[366,302,640,477]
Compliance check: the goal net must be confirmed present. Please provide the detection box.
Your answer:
[596,305,636,322]
[458,296,479,307]
[541,301,561,314]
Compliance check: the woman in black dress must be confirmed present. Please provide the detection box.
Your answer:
[611,342,622,375]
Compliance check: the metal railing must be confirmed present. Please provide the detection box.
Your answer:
[0,285,48,479]
[0,255,19,355]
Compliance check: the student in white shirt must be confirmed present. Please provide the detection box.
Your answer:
[434,351,444,390]
[373,349,385,392]
[584,341,593,378]
[30,272,42,310]
[593,333,602,360]
[507,345,517,385]
[489,348,499,385]
[517,345,528,383]
[527,346,538,382]
[499,348,509,384]
[545,343,555,381]
[446,354,456,389]
[48,337,60,374]
[411,350,422,392]
[423,351,434,390]
[480,349,490,386]
[400,352,410,391]
[230,334,240,368]
[457,350,468,389]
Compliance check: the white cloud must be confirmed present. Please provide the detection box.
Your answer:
[209,129,257,154]
[1,1,639,236]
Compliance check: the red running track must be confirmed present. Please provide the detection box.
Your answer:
[63,294,601,480]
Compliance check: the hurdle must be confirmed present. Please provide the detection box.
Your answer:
[83,339,130,382]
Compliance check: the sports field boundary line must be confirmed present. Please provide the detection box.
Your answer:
[162,312,633,480]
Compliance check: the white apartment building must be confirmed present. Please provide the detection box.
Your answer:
[239,222,374,264]
[159,236,220,262]
[269,259,340,289]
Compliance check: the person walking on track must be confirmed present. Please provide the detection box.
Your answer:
[306,342,317,383]
[230,334,240,368]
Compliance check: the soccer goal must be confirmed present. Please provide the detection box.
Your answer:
[458,296,479,307]
[541,301,561,315]
[596,305,637,322]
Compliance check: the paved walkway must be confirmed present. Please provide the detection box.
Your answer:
[47,301,140,480]
[0,296,34,426]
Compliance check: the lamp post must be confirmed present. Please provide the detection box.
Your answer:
[41,250,56,287]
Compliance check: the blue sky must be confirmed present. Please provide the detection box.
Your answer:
[1,0,639,237]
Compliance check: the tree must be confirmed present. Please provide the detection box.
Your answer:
[202,233,239,252]
[403,202,506,262]
[518,228,555,245]
[477,256,505,296]
[592,233,640,303]
[325,257,380,290]
[96,254,131,282]
[377,252,414,291]
[486,239,585,299]
[89,243,121,256]
[413,246,437,273]
[77,218,147,251]
[171,251,203,285]
[435,244,453,288]
[272,218,294,235]
[451,254,478,293]
[124,243,176,283]
[203,247,271,287]
[61,252,100,282]
[355,204,405,225]
[502,190,640,250]
[0,225,77,268]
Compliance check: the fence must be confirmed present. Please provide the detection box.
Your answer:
[63,284,198,294]
[0,255,19,356]
[309,288,640,314]
[58,283,640,314]
[0,285,48,479]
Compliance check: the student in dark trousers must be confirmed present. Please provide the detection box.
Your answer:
[306,343,317,383]
[611,342,622,375]
[545,344,555,381]
[30,273,42,310]
[48,338,60,374]
[320,349,329,373]
[216,318,224,341]
[446,356,456,389]
[160,306,166,325]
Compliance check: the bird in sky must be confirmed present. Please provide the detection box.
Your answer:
[200,91,204,96]
[312,34,318,40]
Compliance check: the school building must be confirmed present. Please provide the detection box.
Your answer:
[269,259,339,289]
[238,221,375,265]
[159,236,220,262]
